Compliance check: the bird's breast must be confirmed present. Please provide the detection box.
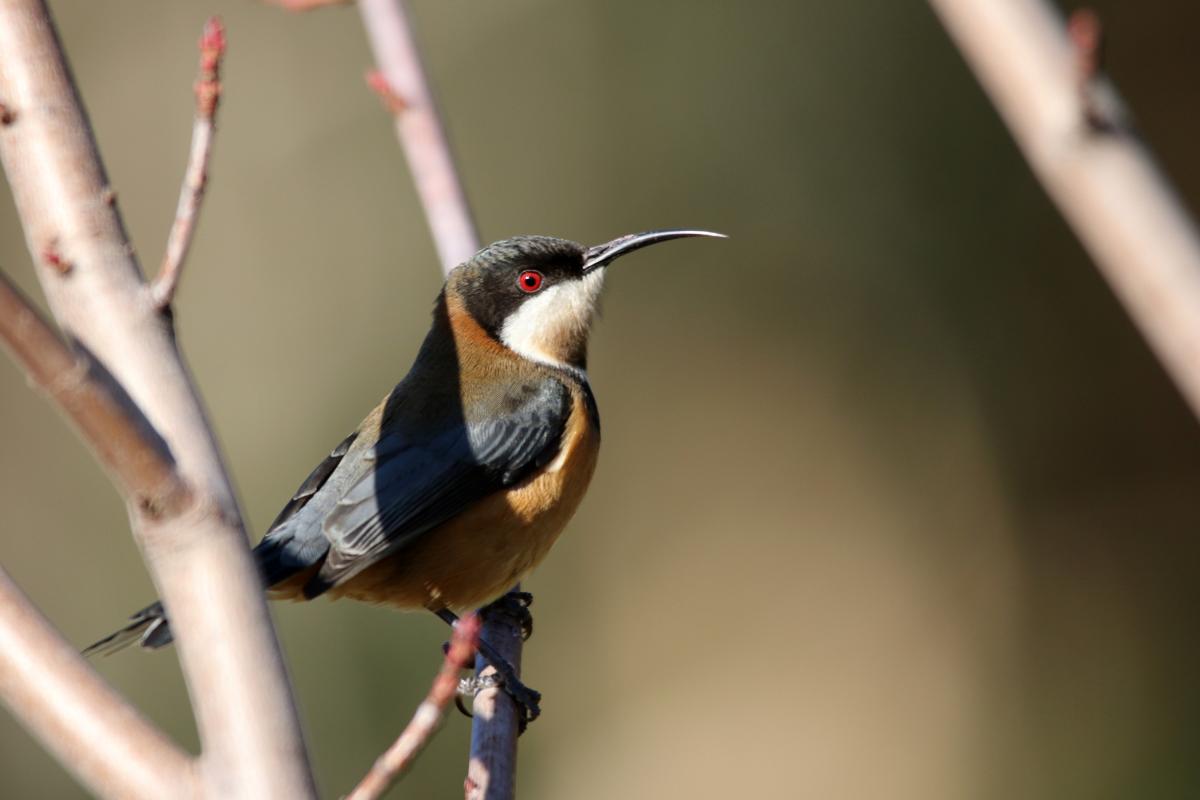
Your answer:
[329,383,600,612]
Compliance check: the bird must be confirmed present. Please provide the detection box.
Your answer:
[85,229,723,724]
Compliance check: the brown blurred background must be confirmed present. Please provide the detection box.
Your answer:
[2,1,1199,797]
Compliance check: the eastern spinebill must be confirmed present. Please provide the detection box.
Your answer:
[86,229,724,722]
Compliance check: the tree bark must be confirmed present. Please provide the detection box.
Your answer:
[928,0,1200,421]
[0,4,316,798]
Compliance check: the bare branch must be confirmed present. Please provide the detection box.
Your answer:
[0,4,316,797]
[152,17,226,310]
[264,0,352,11]
[0,564,195,800]
[0,271,189,515]
[353,2,527,796]
[0,273,198,800]
[0,272,198,799]
[927,0,1200,421]
[357,0,480,273]
[346,615,482,800]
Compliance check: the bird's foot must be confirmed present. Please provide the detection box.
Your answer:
[455,658,542,733]
[478,590,534,641]
[435,598,540,732]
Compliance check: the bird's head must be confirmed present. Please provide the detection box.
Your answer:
[447,230,724,371]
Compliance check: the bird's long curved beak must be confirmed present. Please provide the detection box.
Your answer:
[582,229,726,272]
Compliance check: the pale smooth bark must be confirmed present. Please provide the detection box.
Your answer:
[0,555,193,800]
[928,0,1200,420]
[0,273,193,797]
[0,3,315,798]
[358,0,480,272]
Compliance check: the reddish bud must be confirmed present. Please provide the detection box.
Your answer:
[42,239,72,275]
[366,70,409,115]
[195,17,226,118]
[1068,9,1103,80]
[199,17,226,69]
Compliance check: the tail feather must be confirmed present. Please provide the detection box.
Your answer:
[83,531,317,658]
[82,602,173,657]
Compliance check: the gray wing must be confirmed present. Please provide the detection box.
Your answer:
[255,431,358,586]
[267,431,358,532]
[299,377,571,597]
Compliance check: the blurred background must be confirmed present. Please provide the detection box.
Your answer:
[2,1,1199,797]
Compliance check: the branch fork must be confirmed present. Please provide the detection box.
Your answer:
[1,0,525,797]
[0,5,314,797]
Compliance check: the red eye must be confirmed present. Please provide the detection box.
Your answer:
[518,270,544,293]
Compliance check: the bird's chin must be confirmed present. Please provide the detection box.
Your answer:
[499,270,604,371]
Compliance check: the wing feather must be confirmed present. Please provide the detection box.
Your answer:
[301,377,571,597]
[265,431,357,533]
[256,431,358,586]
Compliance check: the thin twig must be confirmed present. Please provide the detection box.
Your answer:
[357,0,480,271]
[264,0,352,11]
[0,5,316,798]
[927,0,1200,421]
[152,16,225,310]
[353,2,526,797]
[345,615,482,800]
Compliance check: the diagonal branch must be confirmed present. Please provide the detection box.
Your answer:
[0,271,188,514]
[345,614,482,800]
[268,0,527,792]
[0,272,199,798]
[265,0,352,11]
[152,17,226,311]
[927,0,1200,421]
[0,5,316,798]
[358,0,480,272]
[354,3,526,798]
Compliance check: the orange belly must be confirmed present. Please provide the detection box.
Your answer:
[321,395,599,612]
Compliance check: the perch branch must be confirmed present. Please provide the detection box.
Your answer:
[345,615,482,800]
[152,17,226,311]
[357,2,525,796]
[266,0,527,791]
[462,615,524,800]
[0,4,315,798]
[927,0,1200,420]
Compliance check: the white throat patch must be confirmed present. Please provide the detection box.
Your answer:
[499,270,605,370]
